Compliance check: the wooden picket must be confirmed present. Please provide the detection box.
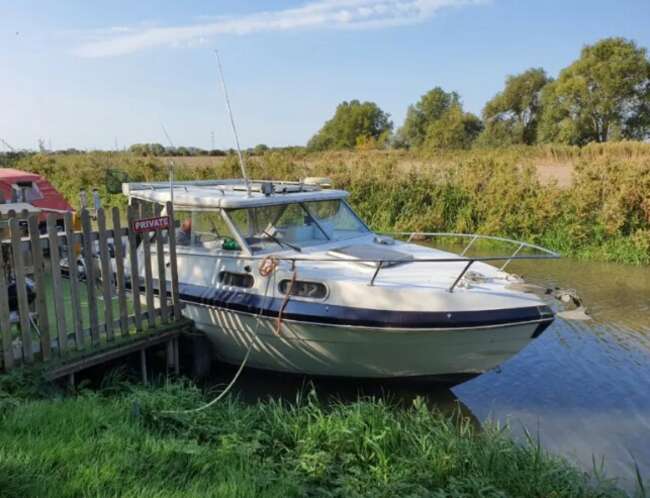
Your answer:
[10,217,33,363]
[0,207,181,371]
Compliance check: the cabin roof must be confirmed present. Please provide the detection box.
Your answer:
[122,179,348,209]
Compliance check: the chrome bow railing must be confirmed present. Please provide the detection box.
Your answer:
[166,232,560,293]
[383,232,559,291]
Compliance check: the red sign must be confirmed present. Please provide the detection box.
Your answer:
[132,216,170,233]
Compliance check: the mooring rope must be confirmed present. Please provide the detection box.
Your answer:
[160,261,278,415]
[275,268,297,336]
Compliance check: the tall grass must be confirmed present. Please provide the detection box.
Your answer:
[10,142,650,264]
[0,379,629,497]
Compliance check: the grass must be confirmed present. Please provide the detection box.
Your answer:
[0,376,633,498]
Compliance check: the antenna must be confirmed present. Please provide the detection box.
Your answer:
[214,49,251,197]
[161,124,176,206]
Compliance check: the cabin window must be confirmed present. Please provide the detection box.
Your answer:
[279,279,327,299]
[304,200,369,241]
[226,203,328,253]
[174,210,239,251]
[130,198,157,218]
[11,182,43,202]
[219,271,254,288]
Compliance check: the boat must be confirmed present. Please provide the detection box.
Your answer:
[122,178,559,382]
[0,168,74,231]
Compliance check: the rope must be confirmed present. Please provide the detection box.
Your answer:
[160,262,276,415]
[275,268,297,336]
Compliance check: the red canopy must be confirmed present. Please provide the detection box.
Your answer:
[0,168,74,222]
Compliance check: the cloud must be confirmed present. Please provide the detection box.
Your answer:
[74,0,487,58]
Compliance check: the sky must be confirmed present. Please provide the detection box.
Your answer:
[1,0,650,151]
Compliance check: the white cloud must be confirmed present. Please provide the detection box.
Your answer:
[74,0,487,58]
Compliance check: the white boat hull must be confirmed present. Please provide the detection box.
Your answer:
[183,303,549,379]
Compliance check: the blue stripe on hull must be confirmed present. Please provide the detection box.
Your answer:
[176,282,554,330]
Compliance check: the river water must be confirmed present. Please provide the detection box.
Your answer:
[213,257,650,492]
[455,258,650,491]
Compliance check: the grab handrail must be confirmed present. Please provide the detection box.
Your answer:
[390,232,559,259]
[160,231,559,293]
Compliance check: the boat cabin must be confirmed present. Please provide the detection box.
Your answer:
[123,179,371,256]
[0,168,74,233]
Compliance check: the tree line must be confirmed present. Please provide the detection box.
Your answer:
[308,37,650,151]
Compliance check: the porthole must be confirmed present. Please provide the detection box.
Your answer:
[219,271,254,288]
[279,280,327,299]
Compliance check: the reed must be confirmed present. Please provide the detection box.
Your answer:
[0,377,629,498]
[9,142,650,264]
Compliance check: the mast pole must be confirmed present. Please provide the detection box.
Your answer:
[214,50,251,197]
[161,124,175,206]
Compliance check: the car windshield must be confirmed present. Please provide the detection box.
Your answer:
[226,199,369,253]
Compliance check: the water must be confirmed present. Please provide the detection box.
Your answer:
[213,257,650,491]
[454,259,650,491]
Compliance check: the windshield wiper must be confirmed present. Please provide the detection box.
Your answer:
[262,230,302,252]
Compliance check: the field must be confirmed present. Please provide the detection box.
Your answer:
[168,153,575,187]
[7,142,649,265]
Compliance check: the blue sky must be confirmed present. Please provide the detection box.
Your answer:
[1,0,649,151]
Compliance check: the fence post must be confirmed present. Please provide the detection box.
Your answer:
[139,205,156,329]
[126,206,143,332]
[155,204,168,324]
[64,212,84,350]
[80,209,100,344]
[9,217,33,363]
[96,208,114,340]
[166,202,181,320]
[111,208,129,336]
[28,215,51,360]
[0,241,13,370]
[47,213,68,354]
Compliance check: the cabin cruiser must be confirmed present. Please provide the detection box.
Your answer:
[123,179,558,381]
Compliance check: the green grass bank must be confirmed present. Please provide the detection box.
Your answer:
[0,376,632,498]
[8,142,650,264]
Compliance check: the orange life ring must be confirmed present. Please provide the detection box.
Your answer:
[258,256,278,277]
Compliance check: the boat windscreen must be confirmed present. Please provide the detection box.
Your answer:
[227,203,329,253]
[303,200,369,242]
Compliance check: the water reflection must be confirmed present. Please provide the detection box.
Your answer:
[455,258,650,491]
[210,365,476,423]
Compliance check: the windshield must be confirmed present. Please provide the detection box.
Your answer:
[304,200,369,241]
[227,200,369,253]
[227,203,328,253]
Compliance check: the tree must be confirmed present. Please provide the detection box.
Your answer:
[539,37,650,144]
[128,143,165,156]
[424,105,483,150]
[480,68,550,145]
[307,100,392,151]
[396,87,460,148]
[253,144,269,155]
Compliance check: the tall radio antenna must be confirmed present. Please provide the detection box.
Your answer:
[214,49,251,197]
[161,124,176,206]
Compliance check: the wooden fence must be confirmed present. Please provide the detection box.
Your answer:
[0,202,181,371]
